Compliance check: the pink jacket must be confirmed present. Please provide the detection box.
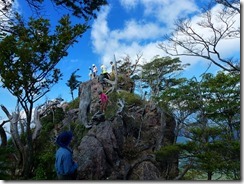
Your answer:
[99,93,108,103]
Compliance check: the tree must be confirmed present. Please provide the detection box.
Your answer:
[140,56,189,99]
[215,0,240,13]
[66,69,81,100]
[0,0,108,34]
[103,54,142,94]
[0,14,87,179]
[158,0,240,72]
[159,71,240,180]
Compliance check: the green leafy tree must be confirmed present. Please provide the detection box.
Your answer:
[116,54,142,93]
[140,56,189,99]
[159,71,240,180]
[200,72,240,140]
[66,69,81,100]
[33,107,65,180]
[0,14,87,179]
[0,0,108,35]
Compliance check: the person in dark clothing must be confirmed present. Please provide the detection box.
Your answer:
[55,131,78,180]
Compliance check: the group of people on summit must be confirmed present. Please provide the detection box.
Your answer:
[89,61,116,92]
[89,61,115,80]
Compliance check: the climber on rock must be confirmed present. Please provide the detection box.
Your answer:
[99,64,110,89]
[98,90,108,113]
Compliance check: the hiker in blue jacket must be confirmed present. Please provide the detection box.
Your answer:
[55,131,78,180]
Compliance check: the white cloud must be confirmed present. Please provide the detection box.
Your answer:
[110,20,164,41]
[119,0,199,26]
[120,0,139,9]
[169,4,240,67]
[91,6,110,54]
[91,1,240,73]
[91,5,166,67]
[141,0,199,25]
[0,0,19,19]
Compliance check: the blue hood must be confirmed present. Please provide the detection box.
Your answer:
[56,131,73,147]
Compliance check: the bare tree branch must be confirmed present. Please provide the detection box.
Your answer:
[159,2,240,72]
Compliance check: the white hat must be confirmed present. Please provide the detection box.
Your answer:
[92,64,95,66]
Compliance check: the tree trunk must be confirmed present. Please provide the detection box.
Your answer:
[0,126,7,146]
[207,172,212,180]
[113,54,118,91]
[32,106,42,140]
[21,109,34,179]
[78,81,92,128]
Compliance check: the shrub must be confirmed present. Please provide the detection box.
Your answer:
[117,91,143,106]
[0,146,14,180]
[67,97,80,110]
[155,145,180,162]
[70,121,88,147]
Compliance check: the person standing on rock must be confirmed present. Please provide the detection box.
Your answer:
[98,90,108,113]
[100,64,110,88]
[89,67,93,80]
[92,64,98,79]
[55,131,78,180]
[110,61,115,76]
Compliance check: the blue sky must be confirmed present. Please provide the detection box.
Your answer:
[0,0,240,121]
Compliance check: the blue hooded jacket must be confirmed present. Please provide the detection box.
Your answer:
[55,131,78,175]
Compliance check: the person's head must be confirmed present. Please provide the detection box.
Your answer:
[92,64,95,67]
[110,61,113,65]
[56,131,73,147]
[98,90,102,95]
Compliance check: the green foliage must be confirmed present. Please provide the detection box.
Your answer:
[104,92,119,119]
[0,146,14,180]
[33,143,56,180]
[117,91,143,106]
[66,69,81,100]
[0,0,108,22]
[0,15,87,101]
[182,169,206,180]
[40,107,65,132]
[140,56,189,98]
[103,91,143,119]
[177,136,240,180]
[67,97,80,110]
[32,107,66,179]
[0,15,88,178]
[117,74,135,92]
[0,0,106,179]
[155,145,180,162]
[52,0,108,19]
[158,70,240,180]
[70,121,88,147]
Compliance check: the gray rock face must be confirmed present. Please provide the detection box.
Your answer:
[75,105,178,180]
[129,161,161,180]
[75,79,178,180]
[76,122,119,179]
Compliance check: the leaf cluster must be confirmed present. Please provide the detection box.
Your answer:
[0,14,87,104]
[117,91,143,106]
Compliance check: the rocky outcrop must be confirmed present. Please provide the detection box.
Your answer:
[74,79,178,180]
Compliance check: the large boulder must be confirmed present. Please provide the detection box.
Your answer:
[76,121,120,179]
[75,79,178,180]
[75,102,178,180]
